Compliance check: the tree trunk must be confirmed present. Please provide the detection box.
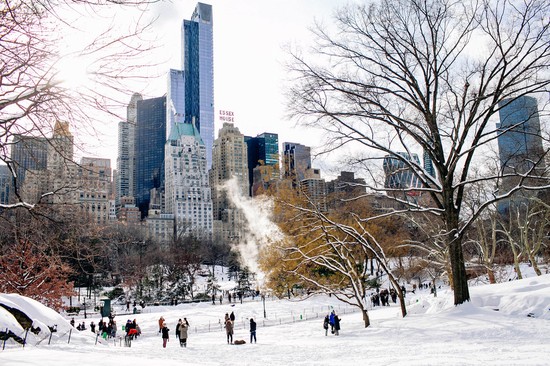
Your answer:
[487,268,496,284]
[449,239,470,305]
[361,308,370,328]
[527,252,542,276]
[510,242,523,280]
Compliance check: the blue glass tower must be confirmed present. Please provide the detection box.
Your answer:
[182,2,215,169]
[496,95,545,213]
[383,152,422,195]
[497,96,544,176]
[135,96,167,218]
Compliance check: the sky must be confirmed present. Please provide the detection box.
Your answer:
[1,266,549,365]
[74,0,354,179]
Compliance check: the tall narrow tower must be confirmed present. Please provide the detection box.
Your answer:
[117,92,142,206]
[182,2,215,168]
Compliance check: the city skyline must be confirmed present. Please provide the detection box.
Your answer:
[83,0,345,178]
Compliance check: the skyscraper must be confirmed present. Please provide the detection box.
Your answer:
[282,142,311,188]
[496,95,546,212]
[210,122,248,243]
[497,96,545,182]
[182,2,215,168]
[383,152,423,198]
[245,132,279,195]
[9,134,48,196]
[165,122,213,238]
[167,69,185,139]
[117,93,142,206]
[135,96,166,218]
[0,165,11,205]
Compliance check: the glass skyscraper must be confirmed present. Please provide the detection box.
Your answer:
[182,2,215,169]
[383,152,423,196]
[135,96,167,218]
[283,142,311,187]
[497,96,545,177]
[245,132,279,195]
[496,95,546,213]
[167,69,185,139]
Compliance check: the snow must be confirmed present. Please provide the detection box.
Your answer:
[1,274,550,365]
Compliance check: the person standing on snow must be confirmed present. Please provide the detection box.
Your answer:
[161,322,170,348]
[323,315,330,336]
[333,313,341,336]
[225,318,234,344]
[250,318,257,343]
[329,310,335,333]
[179,319,189,347]
[158,316,165,334]
[176,319,182,341]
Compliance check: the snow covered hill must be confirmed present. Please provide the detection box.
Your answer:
[1,274,549,365]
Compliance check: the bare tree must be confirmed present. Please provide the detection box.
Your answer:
[287,0,550,304]
[1,0,158,209]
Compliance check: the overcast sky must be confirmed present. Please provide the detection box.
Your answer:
[80,0,354,178]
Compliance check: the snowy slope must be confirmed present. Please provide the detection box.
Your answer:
[1,274,549,365]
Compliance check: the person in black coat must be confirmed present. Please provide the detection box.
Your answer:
[333,314,341,336]
[161,323,170,348]
[249,318,257,343]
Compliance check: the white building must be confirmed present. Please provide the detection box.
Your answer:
[165,122,213,238]
[209,122,248,243]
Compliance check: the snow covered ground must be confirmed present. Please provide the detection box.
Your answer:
[1,273,549,366]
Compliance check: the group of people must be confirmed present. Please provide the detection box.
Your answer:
[323,310,341,336]
[159,316,189,348]
[371,288,398,307]
[223,311,256,344]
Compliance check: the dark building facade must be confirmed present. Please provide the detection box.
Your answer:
[245,132,279,195]
[135,96,167,218]
[9,134,48,196]
[282,142,311,188]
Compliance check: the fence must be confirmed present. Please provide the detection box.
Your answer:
[188,302,361,334]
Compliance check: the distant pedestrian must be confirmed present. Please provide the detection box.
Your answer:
[70,318,75,327]
[90,321,96,333]
[158,316,165,333]
[219,295,223,305]
[333,313,341,336]
[161,322,170,348]
[329,310,335,333]
[230,311,235,321]
[176,319,182,340]
[179,320,189,347]
[323,315,330,336]
[249,318,257,343]
[225,319,234,344]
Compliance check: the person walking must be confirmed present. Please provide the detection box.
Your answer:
[333,313,341,336]
[329,310,335,334]
[323,315,330,336]
[230,311,235,321]
[161,322,170,348]
[249,318,257,344]
[176,319,182,342]
[179,319,189,347]
[225,318,234,344]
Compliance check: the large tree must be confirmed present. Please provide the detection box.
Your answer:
[287,0,550,304]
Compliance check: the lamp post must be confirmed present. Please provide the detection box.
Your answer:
[83,299,87,319]
[262,294,266,319]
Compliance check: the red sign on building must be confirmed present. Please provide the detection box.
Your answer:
[219,110,235,122]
